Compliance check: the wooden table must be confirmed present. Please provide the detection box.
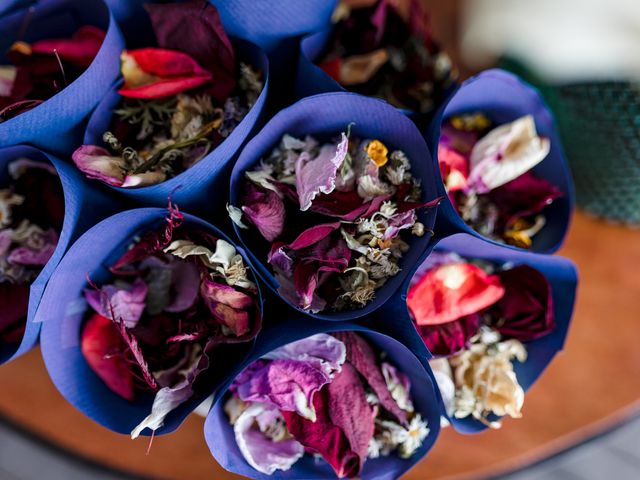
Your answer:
[0,211,639,479]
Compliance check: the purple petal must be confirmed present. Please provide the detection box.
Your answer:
[295,133,349,211]
[268,243,294,276]
[233,402,304,475]
[235,359,331,421]
[85,278,148,328]
[165,259,201,312]
[72,145,125,187]
[263,333,346,377]
[241,183,286,242]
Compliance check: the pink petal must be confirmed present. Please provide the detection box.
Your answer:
[85,278,148,329]
[296,133,349,211]
[241,183,286,242]
[72,145,125,186]
[201,277,253,310]
[31,25,105,67]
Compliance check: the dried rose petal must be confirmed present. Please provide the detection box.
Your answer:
[201,277,253,310]
[262,333,346,376]
[84,278,148,329]
[210,302,250,337]
[333,332,407,425]
[417,314,481,357]
[81,313,135,401]
[145,0,236,103]
[233,402,304,475]
[489,265,555,342]
[283,388,360,479]
[438,144,468,192]
[327,363,375,468]
[241,183,285,242]
[295,133,349,211]
[0,282,29,334]
[30,25,105,67]
[489,172,563,229]
[407,262,505,326]
[234,359,331,421]
[467,115,551,194]
[71,145,126,187]
[118,48,213,99]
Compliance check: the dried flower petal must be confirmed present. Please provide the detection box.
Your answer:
[232,402,304,475]
[296,133,349,211]
[467,115,550,194]
[85,278,148,329]
[407,262,505,326]
[118,48,213,99]
[71,145,126,187]
[241,183,285,242]
[81,313,135,401]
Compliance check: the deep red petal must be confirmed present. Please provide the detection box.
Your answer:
[418,314,481,357]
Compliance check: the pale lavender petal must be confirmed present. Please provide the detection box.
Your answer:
[263,333,346,377]
[72,145,126,187]
[295,133,349,211]
[234,402,304,475]
[84,278,148,328]
[8,243,56,266]
[381,362,414,413]
[235,359,331,421]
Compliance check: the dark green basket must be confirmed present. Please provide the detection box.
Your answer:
[503,59,640,225]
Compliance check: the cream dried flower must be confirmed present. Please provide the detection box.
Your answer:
[449,327,527,427]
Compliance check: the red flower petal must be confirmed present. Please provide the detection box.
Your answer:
[118,48,212,99]
[287,222,341,251]
[332,332,408,426]
[0,282,29,336]
[327,363,375,470]
[31,25,105,67]
[407,262,505,326]
[144,0,236,102]
[489,172,563,229]
[81,313,136,401]
[417,314,481,357]
[488,265,555,342]
[283,387,360,479]
[438,144,469,192]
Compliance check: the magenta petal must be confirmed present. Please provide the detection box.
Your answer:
[276,273,326,313]
[295,133,349,211]
[489,265,555,342]
[327,363,375,467]
[293,261,318,311]
[268,243,293,276]
[235,359,331,420]
[332,332,408,426]
[489,172,563,228]
[242,183,286,242]
[84,278,148,328]
[286,222,341,250]
[417,314,482,357]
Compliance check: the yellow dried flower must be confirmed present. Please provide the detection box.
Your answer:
[450,113,491,132]
[367,140,389,167]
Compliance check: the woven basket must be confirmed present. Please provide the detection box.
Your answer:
[503,59,640,225]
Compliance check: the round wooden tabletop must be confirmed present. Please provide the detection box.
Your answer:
[0,211,639,479]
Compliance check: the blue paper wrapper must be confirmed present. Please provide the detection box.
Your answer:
[205,318,441,480]
[209,0,337,54]
[229,92,441,321]
[0,0,32,17]
[39,208,263,435]
[377,232,578,433]
[0,0,124,156]
[0,145,119,365]
[103,0,154,47]
[427,69,574,253]
[82,38,269,215]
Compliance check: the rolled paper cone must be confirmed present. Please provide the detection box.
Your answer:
[229,91,441,321]
[426,69,574,253]
[82,37,269,216]
[0,0,124,156]
[209,0,337,54]
[378,232,578,433]
[0,145,119,365]
[39,208,263,435]
[0,0,32,17]
[205,318,442,480]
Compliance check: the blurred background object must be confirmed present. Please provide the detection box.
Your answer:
[453,0,640,224]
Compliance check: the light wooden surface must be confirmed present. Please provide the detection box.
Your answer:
[0,211,639,479]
